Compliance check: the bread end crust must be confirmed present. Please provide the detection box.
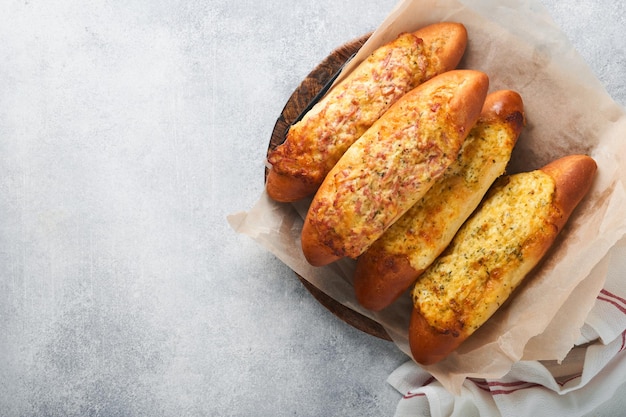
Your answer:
[481,89,525,138]
[354,251,422,311]
[409,307,467,365]
[540,154,597,230]
[301,216,342,266]
[446,70,490,136]
[414,22,468,72]
[266,169,316,202]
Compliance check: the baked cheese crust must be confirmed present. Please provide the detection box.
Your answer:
[412,170,559,336]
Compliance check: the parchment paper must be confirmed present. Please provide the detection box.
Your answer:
[229,0,626,393]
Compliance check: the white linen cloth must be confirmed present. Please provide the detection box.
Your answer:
[390,237,626,416]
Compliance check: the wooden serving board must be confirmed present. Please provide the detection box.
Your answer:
[266,33,392,341]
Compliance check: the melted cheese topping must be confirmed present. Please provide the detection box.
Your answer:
[412,170,557,336]
[309,84,464,259]
[375,119,518,272]
[268,32,440,184]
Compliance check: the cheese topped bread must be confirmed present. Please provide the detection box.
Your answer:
[301,70,489,266]
[266,22,468,202]
[409,154,597,365]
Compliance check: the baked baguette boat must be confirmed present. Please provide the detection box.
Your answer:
[409,154,597,365]
[301,69,489,267]
[266,22,468,202]
[354,90,525,311]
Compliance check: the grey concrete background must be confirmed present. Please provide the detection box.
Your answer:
[0,0,623,416]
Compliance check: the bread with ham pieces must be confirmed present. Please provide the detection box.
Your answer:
[266,22,468,202]
[409,154,597,365]
[301,69,490,267]
[353,90,526,312]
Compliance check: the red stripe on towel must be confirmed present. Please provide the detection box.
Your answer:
[597,296,626,315]
[469,379,542,395]
[600,289,626,306]
[403,376,436,399]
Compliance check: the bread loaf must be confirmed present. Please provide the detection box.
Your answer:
[301,70,489,266]
[409,154,597,365]
[266,22,468,202]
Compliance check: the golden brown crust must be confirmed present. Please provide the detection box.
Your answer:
[481,89,525,133]
[414,22,467,73]
[540,154,597,230]
[266,22,468,203]
[408,154,597,365]
[410,306,463,365]
[443,71,490,138]
[300,218,342,266]
[353,90,524,311]
[266,170,315,203]
[301,70,489,267]
[354,251,422,311]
